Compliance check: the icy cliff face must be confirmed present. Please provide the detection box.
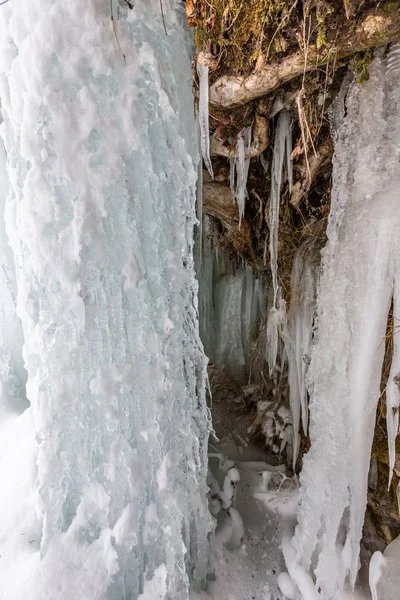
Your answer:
[289,49,400,599]
[0,1,211,598]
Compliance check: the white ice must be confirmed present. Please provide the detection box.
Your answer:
[292,48,400,599]
[0,1,211,598]
[283,239,320,468]
[235,127,251,227]
[369,535,400,600]
[198,222,266,382]
[266,111,292,375]
[197,63,214,178]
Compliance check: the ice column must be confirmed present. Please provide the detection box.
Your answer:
[0,1,211,598]
[292,51,400,599]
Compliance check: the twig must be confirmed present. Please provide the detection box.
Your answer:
[110,0,126,65]
[160,0,168,35]
[0,0,10,5]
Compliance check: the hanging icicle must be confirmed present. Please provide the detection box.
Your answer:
[386,277,400,488]
[234,127,252,227]
[266,110,292,375]
[281,239,320,469]
[197,63,214,178]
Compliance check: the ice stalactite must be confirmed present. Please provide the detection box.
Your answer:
[197,63,214,178]
[386,275,400,488]
[266,110,292,375]
[0,1,211,598]
[235,127,251,227]
[291,48,400,599]
[282,239,320,468]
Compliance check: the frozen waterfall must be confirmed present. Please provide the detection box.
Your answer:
[289,49,400,599]
[0,1,211,598]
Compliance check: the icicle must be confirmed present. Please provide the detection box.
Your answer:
[196,148,203,261]
[269,110,292,306]
[285,239,320,453]
[397,481,400,515]
[286,118,293,192]
[266,295,287,379]
[260,151,269,173]
[229,158,236,201]
[197,63,213,178]
[266,111,292,374]
[235,127,251,227]
[386,276,400,488]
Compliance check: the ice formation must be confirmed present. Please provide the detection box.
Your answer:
[266,110,292,375]
[291,48,400,599]
[197,63,214,178]
[283,239,320,467]
[269,110,293,307]
[235,127,251,227]
[0,1,211,598]
[198,218,266,382]
[0,141,27,410]
[369,534,400,600]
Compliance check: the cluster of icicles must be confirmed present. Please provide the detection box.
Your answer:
[197,63,319,471]
[197,64,251,228]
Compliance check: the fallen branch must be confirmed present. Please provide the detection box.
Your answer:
[209,5,400,109]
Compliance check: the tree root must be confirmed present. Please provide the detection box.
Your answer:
[203,178,266,271]
[210,100,270,159]
[290,138,333,210]
[208,4,400,109]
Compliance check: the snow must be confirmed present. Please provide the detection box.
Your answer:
[197,63,214,178]
[0,1,211,598]
[194,428,292,600]
[292,48,400,599]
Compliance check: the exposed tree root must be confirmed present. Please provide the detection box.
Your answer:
[203,177,266,271]
[290,137,333,210]
[210,100,270,159]
[208,5,400,109]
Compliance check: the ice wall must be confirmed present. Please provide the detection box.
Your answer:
[290,50,400,599]
[0,139,27,411]
[198,217,265,383]
[0,1,211,598]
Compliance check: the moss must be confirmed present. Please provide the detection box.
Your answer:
[351,49,374,84]
[195,0,301,78]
